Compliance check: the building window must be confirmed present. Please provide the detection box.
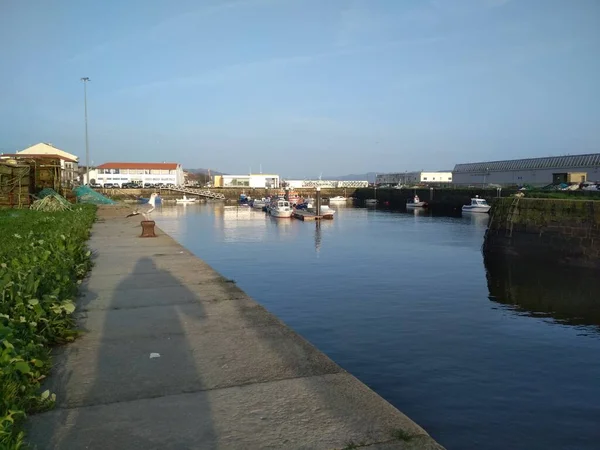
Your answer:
[423,177,428,180]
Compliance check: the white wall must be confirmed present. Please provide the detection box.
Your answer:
[420,172,453,182]
[91,168,182,186]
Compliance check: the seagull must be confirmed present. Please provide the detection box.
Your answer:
[126,193,159,220]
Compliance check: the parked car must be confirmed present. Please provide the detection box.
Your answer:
[103,183,115,188]
[90,183,102,189]
[143,183,154,188]
[166,183,175,188]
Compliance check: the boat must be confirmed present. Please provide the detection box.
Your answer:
[175,194,197,204]
[251,198,268,210]
[406,195,427,209]
[239,193,251,206]
[365,199,378,205]
[307,204,336,218]
[268,198,293,218]
[329,196,347,202]
[462,196,491,214]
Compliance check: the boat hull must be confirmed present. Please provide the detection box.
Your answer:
[269,209,293,218]
[462,206,491,213]
[406,202,427,209]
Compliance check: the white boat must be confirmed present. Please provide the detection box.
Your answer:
[175,194,197,204]
[329,196,347,202]
[268,199,293,218]
[462,196,491,214]
[365,199,378,205]
[406,196,427,209]
[307,204,336,218]
[251,198,268,210]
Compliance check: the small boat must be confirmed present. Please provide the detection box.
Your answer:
[365,199,378,205]
[268,198,293,218]
[462,196,491,214]
[251,198,268,210]
[175,194,197,204]
[239,193,251,206]
[307,204,336,218]
[406,195,427,209]
[329,196,347,202]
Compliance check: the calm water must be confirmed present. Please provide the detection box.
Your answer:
[155,203,600,450]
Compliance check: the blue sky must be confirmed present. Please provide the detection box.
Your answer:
[1,0,598,177]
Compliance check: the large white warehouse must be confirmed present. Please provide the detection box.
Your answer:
[452,153,600,187]
[376,171,453,185]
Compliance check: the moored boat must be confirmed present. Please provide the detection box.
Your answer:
[462,196,491,214]
[365,199,378,205]
[268,198,293,218]
[175,194,197,204]
[329,196,347,202]
[406,195,427,209]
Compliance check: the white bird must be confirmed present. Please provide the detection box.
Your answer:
[127,193,159,220]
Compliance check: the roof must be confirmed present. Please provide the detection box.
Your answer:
[0,153,78,163]
[453,153,600,173]
[97,162,180,170]
[18,143,79,162]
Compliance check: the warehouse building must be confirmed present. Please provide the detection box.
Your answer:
[452,153,600,187]
[376,171,453,186]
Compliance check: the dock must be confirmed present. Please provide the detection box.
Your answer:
[27,205,443,450]
[293,210,334,221]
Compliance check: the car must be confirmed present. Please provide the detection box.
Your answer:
[90,183,102,189]
[103,183,115,188]
[143,183,154,188]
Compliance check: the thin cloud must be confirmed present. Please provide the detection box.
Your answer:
[115,35,447,95]
[68,0,278,63]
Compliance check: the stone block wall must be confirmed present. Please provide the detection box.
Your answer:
[483,198,600,268]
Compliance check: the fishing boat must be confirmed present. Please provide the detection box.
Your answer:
[175,194,197,204]
[268,198,293,218]
[406,195,427,209]
[462,196,491,214]
[329,196,347,202]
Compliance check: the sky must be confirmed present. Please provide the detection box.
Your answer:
[0,0,599,177]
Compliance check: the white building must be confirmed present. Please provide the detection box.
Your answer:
[452,154,600,187]
[90,162,185,186]
[376,171,453,185]
[1,142,79,186]
[284,180,369,188]
[213,174,280,188]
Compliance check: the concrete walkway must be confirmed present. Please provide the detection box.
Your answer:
[28,206,444,450]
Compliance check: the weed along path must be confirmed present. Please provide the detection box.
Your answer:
[25,205,443,450]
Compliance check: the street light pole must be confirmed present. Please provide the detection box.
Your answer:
[81,77,90,184]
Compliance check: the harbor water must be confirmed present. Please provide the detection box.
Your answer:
[155,202,600,450]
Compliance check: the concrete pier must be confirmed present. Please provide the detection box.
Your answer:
[27,205,443,450]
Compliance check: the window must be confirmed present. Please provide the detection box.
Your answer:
[423,177,428,180]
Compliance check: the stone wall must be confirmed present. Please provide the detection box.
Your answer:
[483,198,600,268]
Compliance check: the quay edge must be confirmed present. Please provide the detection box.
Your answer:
[483,197,600,269]
[26,205,445,450]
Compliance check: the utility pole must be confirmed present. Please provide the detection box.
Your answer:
[81,77,91,184]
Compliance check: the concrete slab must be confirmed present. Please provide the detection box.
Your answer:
[26,205,443,450]
[29,374,438,450]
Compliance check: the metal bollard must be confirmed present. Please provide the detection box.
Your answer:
[140,220,157,238]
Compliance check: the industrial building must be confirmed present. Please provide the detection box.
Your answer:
[212,174,280,188]
[284,179,369,189]
[89,162,185,187]
[452,153,600,187]
[376,171,453,186]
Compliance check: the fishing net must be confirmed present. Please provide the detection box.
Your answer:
[30,188,72,211]
[73,186,117,204]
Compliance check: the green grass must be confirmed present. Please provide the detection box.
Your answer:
[0,205,96,449]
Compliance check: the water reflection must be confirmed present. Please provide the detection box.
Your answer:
[485,254,600,328]
[314,222,322,256]
[217,206,270,243]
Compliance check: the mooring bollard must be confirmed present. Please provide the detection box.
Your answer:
[140,220,156,238]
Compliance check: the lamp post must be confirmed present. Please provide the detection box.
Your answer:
[81,77,90,185]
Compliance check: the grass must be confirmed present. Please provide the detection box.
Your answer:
[0,205,96,449]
